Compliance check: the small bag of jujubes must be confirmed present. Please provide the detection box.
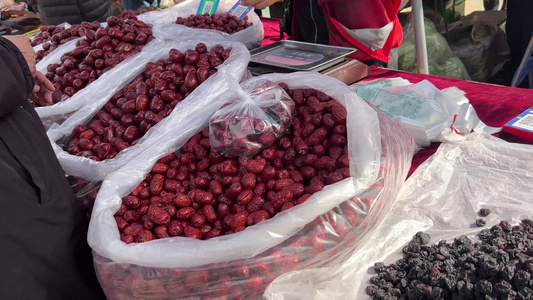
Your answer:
[209,79,295,158]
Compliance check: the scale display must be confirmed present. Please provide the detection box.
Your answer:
[250,40,356,72]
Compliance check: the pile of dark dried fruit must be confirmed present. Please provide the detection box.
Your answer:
[476,208,492,227]
[366,218,533,299]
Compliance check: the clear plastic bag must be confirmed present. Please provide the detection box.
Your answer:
[348,133,533,299]
[138,0,264,48]
[46,40,250,182]
[352,79,499,147]
[88,72,416,299]
[351,78,411,94]
[209,79,295,157]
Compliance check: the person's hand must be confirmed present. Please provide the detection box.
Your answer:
[3,35,36,74]
[29,71,55,106]
[241,0,280,10]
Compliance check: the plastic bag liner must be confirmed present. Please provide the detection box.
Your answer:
[338,133,533,299]
[352,79,499,147]
[138,0,264,49]
[209,79,295,158]
[46,39,250,182]
[88,72,416,299]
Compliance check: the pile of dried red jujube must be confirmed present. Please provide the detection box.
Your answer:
[38,14,154,107]
[176,13,252,35]
[114,84,351,243]
[63,43,232,161]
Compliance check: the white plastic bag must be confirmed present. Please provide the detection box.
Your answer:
[138,0,264,48]
[46,40,250,182]
[88,72,416,299]
[209,79,295,157]
[352,79,500,147]
[339,133,533,299]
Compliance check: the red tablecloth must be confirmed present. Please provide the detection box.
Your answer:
[365,67,533,176]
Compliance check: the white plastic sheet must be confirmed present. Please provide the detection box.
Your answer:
[352,79,500,147]
[337,133,533,299]
[88,72,416,299]
[47,40,250,182]
[138,0,264,48]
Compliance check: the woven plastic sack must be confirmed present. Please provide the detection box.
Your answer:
[209,79,295,158]
[346,133,533,298]
[138,0,264,48]
[88,72,416,300]
[46,39,250,182]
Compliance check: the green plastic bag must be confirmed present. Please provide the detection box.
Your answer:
[398,18,471,81]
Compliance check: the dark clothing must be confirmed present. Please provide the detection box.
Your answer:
[281,0,329,44]
[121,0,159,11]
[0,37,104,300]
[506,0,533,88]
[294,0,329,45]
[26,0,113,25]
[121,0,146,11]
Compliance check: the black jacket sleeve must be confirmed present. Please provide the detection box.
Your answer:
[0,37,34,118]
[0,37,106,300]
[31,0,113,25]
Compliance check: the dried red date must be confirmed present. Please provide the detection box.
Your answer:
[151,162,169,174]
[176,207,195,220]
[148,207,171,225]
[194,190,214,205]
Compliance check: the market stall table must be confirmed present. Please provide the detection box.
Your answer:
[364,67,533,176]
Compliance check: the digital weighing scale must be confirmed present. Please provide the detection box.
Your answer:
[248,40,371,85]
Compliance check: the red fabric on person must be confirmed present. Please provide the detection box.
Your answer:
[364,67,533,176]
[260,17,289,46]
